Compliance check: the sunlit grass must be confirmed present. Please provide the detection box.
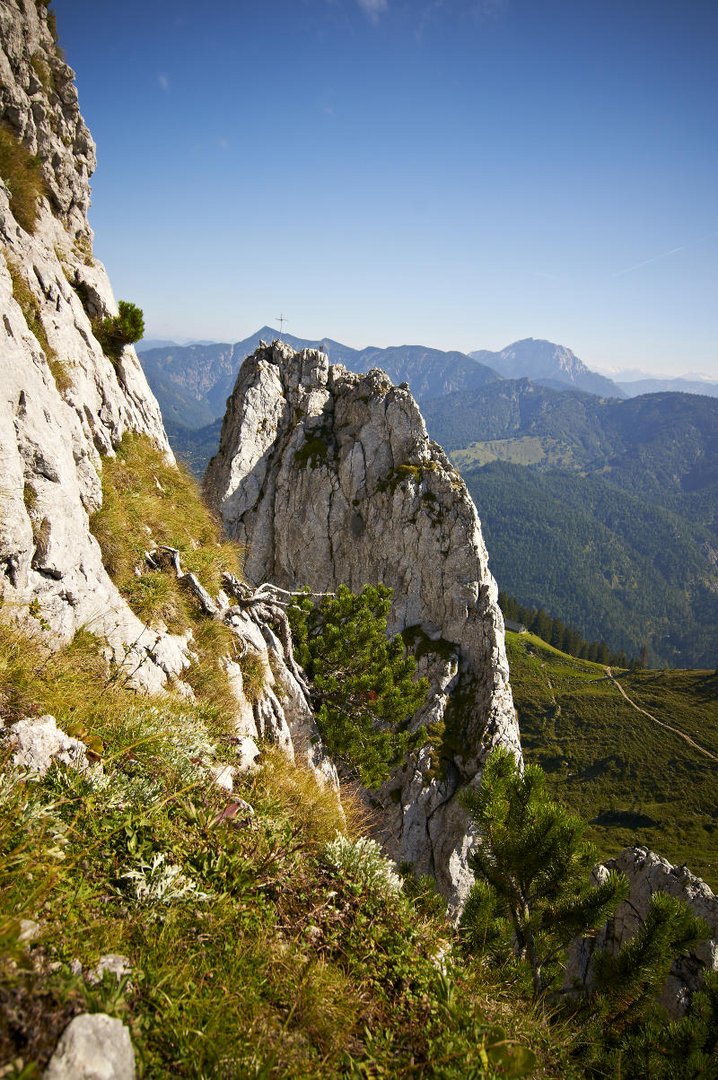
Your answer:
[509,631,718,888]
[0,125,46,233]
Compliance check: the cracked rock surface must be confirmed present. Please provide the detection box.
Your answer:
[0,0,192,691]
[205,341,521,905]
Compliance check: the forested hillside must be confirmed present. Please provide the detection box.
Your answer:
[466,463,718,668]
[423,384,718,668]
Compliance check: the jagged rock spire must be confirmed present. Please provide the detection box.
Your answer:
[205,340,521,903]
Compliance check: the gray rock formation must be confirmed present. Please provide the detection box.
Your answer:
[205,341,521,904]
[568,847,718,1016]
[8,713,96,775]
[0,5,336,785]
[44,1013,135,1080]
[214,572,338,786]
[0,0,190,692]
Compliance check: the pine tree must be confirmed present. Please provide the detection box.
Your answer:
[460,748,628,997]
[581,893,713,1077]
[288,584,428,788]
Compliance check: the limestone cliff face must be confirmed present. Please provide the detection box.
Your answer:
[0,0,190,690]
[0,3,336,786]
[568,847,718,1017]
[205,341,521,902]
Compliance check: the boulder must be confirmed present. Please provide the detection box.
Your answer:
[44,1013,135,1080]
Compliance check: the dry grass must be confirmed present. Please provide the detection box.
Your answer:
[90,432,252,717]
[252,747,366,849]
[4,256,72,395]
[30,52,55,94]
[91,432,242,607]
[0,126,46,233]
[6,258,53,357]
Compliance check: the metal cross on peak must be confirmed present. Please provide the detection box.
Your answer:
[276,313,288,337]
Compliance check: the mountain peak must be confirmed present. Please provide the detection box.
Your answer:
[470,339,623,397]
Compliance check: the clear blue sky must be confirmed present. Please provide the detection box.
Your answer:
[54,0,717,376]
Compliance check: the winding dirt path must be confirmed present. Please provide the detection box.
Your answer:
[605,668,718,763]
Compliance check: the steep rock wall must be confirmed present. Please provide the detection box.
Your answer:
[205,341,521,903]
[0,2,336,786]
[0,0,188,690]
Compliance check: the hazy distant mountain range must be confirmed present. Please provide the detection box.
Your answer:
[618,376,718,398]
[137,330,718,667]
[138,326,504,430]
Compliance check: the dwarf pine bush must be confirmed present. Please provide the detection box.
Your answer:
[94,300,144,362]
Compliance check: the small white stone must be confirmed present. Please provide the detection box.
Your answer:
[235,735,261,773]
[210,764,235,793]
[18,919,40,943]
[45,1013,135,1080]
[88,954,131,986]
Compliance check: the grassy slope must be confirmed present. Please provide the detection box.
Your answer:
[507,632,718,889]
[1,440,563,1078]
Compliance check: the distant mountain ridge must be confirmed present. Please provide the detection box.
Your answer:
[619,376,718,399]
[423,380,718,667]
[470,338,624,398]
[138,326,502,432]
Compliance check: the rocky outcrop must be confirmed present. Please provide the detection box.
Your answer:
[0,0,191,691]
[205,341,520,904]
[0,4,337,788]
[568,847,718,1016]
[7,713,97,775]
[200,569,338,787]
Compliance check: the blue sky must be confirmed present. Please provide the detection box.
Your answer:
[54,0,717,376]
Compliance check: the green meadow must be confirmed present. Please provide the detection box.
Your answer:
[507,632,718,889]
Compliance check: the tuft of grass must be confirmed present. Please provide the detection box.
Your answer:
[91,433,242,605]
[30,52,55,94]
[238,649,266,705]
[251,747,359,849]
[294,436,329,470]
[72,231,94,266]
[0,126,46,233]
[47,357,72,394]
[6,259,52,357]
[4,257,71,394]
[90,432,250,716]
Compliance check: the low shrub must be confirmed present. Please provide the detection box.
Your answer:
[94,300,144,363]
